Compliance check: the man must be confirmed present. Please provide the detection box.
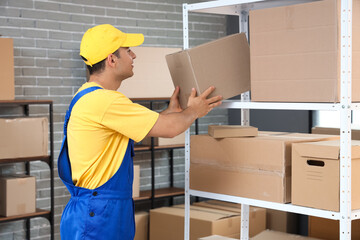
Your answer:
[58,24,222,240]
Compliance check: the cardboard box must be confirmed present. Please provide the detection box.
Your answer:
[190,133,339,203]
[118,47,180,99]
[0,117,49,159]
[198,236,236,240]
[135,211,149,240]
[266,209,298,234]
[250,0,360,102]
[166,33,250,109]
[133,165,140,198]
[312,126,360,140]
[208,125,258,138]
[149,205,241,240]
[0,175,36,216]
[193,200,266,238]
[251,230,321,240]
[292,140,360,211]
[0,38,15,100]
[140,131,185,146]
[309,216,360,240]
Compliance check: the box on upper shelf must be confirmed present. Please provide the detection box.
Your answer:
[166,33,250,109]
[0,175,36,217]
[117,47,180,99]
[208,125,258,138]
[0,117,49,159]
[140,132,185,146]
[250,0,360,102]
[190,132,339,203]
[292,140,360,211]
[0,38,15,100]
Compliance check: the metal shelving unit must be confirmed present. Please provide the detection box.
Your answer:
[0,100,54,240]
[183,0,354,239]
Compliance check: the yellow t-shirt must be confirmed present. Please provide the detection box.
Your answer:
[67,82,159,189]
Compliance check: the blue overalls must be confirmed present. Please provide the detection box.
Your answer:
[58,86,136,240]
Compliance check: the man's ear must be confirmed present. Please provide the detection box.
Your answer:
[105,54,116,68]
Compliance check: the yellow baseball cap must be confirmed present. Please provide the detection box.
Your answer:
[80,24,144,66]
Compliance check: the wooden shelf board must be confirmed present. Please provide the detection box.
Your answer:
[134,144,184,152]
[134,187,184,201]
[0,209,51,223]
[0,156,51,164]
[0,100,53,105]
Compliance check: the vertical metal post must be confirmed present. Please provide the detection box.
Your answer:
[339,0,353,239]
[49,102,54,240]
[239,9,250,240]
[183,4,191,240]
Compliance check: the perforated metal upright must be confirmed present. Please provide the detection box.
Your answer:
[183,0,356,239]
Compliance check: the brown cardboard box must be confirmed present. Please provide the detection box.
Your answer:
[133,165,140,198]
[309,216,360,240]
[208,125,258,138]
[0,38,15,100]
[118,47,180,98]
[251,230,321,240]
[0,117,49,159]
[166,33,250,109]
[190,133,339,203]
[312,126,360,140]
[193,200,266,237]
[0,175,36,217]
[135,211,149,240]
[250,0,360,102]
[149,205,241,240]
[140,132,185,146]
[266,209,298,234]
[198,236,237,240]
[292,140,360,211]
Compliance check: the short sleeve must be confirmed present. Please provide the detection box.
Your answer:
[100,94,159,142]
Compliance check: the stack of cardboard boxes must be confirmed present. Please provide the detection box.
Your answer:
[0,38,41,218]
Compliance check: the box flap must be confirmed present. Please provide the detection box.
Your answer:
[293,140,360,160]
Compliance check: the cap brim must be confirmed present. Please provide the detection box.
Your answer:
[122,33,144,47]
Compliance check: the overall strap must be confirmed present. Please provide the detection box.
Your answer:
[63,86,102,136]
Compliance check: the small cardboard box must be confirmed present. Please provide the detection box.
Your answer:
[198,236,236,240]
[140,132,185,147]
[251,230,321,240]
[208,125,258,138]
[118,47,180,99]
[292,140,360,211]
[190,133,339,203]
[149,205,240,240]
[250,0,360,102]
[0,38,15,100]
[193,200,266,238]
[133,165,140,198]
[134,211,149,240]
[0,117,49,159]
[0,175,36,217]
[312,126,360,140]
[309,216,360,240]
[166,33,250,109]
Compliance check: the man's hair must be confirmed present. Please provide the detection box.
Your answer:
[82,49,120,75]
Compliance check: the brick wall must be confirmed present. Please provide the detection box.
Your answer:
[0,0,227,239]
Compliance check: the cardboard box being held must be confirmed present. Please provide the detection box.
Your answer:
[250,0,360,102]
[0,38,15,100]
[134,211,149,240]
[251,230,321,240]
[0,117,49,159]
[292,140,360,211]
[190,133,339,203]
[208,125,258,138]
[166,33,250,109]
[118,47,180,98]
[309,216,360,240]
[0,175,36,217]
[150,205,240,240]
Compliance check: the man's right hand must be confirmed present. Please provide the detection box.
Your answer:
[187,86,223,118]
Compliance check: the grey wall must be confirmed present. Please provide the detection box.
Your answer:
[0,1,227,239]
